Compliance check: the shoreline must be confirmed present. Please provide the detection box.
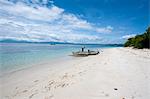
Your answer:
[1,47,150,99]
[0,52,75,77]
[0,46,109,77]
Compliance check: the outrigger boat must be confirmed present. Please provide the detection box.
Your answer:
[72,51,89,57]
[72,47,99,57]
[88,50,99,55]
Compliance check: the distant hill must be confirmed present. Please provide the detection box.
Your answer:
[0,39,123,46]
[124,27,150,49]
[0,39,30,43]
[0,39,73,45]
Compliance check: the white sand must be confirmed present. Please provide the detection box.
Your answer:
[0,47,150,99]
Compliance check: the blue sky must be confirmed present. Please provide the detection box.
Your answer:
[0,0,149,44]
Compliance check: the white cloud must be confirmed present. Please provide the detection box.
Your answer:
[61,14,92,30]
[122,34,136,39]
[0,0,112,43]
[0,1,64,21]
[96,26,113,33]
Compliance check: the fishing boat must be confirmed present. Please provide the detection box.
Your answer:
[72,47,99,56]
[88,50,99,55]
[72,51,89,56]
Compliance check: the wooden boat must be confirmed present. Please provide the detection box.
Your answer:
[72,50,99,56]
[88,50,99,55]
[72,47,99,57]
[72,51,89,57]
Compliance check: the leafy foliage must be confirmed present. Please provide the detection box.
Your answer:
[124,27,150,49]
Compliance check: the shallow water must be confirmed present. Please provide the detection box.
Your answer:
[0,43,121,74]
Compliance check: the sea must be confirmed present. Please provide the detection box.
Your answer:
[0,43,122,75]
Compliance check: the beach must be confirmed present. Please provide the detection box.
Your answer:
[0,47,150,99]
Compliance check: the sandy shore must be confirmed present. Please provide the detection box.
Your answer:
[0,47,150,99]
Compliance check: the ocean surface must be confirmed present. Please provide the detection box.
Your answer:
[0,43,121,74]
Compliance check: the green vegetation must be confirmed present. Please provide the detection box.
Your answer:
[124,27,150,49]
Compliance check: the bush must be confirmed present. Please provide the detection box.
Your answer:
[124,27,150,49]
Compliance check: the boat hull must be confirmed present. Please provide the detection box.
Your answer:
[72,51,99,57]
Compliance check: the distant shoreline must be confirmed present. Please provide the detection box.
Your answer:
[0,40,123,46]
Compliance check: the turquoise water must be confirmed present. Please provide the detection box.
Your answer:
[0,43,121,74]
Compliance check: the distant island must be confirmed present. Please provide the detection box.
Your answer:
[0,39,123,47]
[124,27,150,49]
[0,39,71,44]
